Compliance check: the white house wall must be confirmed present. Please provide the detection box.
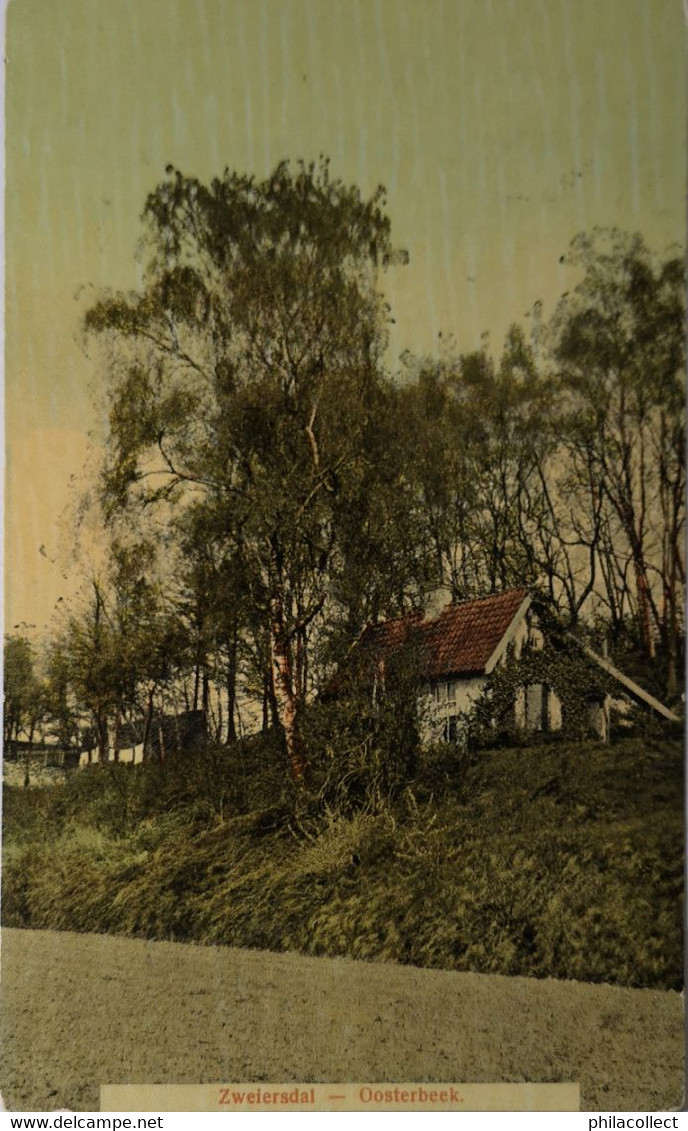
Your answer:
[513,684,564,733]
[421,675,487,742]
[549,691,563,730]
[423,674,565,745]
[587,696,611,741]
[511,616,529,661]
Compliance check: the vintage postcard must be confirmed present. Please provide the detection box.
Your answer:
[2,0,685,1114]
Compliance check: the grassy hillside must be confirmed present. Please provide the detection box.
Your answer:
[2,735,683,989]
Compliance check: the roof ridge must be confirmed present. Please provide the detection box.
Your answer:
[422,586,529,624]
[366,588,529,631]
[447,586,528,606]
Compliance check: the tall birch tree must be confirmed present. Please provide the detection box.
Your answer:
[84,159,397,780]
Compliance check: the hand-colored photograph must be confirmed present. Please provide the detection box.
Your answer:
[2,0,685,1113]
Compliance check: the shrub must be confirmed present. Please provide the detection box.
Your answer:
[2,736,682,990]
[304,690,420,818]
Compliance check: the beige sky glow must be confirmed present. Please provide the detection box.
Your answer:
[5,0,686,634]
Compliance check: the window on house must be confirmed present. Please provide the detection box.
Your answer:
[444,716,459,743]
[525,683,544,731]
[530,626,544,651]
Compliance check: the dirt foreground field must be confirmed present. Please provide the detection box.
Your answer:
[0,928,683,1112]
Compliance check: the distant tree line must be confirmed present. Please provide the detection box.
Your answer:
[6,161,684,781]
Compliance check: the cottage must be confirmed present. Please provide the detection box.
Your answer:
[329,588,680,743]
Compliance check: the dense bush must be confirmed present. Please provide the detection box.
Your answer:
[2,736,683,990]
[305,647,423,816]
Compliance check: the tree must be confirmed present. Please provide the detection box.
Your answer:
[548,229,685,692]
[400,327,584,609]
[50,538,192,765]
[43,642,82,755]
[399,229,685,691]
[107,537,192,760]
[170,502,251,740]
[4,635,47,786]
[54,576,118,763]
[84,158,409,780]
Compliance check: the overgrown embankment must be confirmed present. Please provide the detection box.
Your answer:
[2,736,683,989]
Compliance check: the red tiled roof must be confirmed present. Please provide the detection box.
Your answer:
[327,589,529,695]
[421,588,529,677]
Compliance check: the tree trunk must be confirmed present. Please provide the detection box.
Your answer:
[633,553,656,659]
[268,596,308,781]
[225,625,238,744]
[96,711,109,764]
[261,669,270,732]
[142,686,155,761]
[295,624,308,702]
[112,708,121,763]
[663,561,679,698]
[23,724,35,788]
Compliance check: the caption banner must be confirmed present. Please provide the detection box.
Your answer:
[101,1081,580,1112]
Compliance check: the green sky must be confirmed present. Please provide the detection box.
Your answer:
[6,0,686,633]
